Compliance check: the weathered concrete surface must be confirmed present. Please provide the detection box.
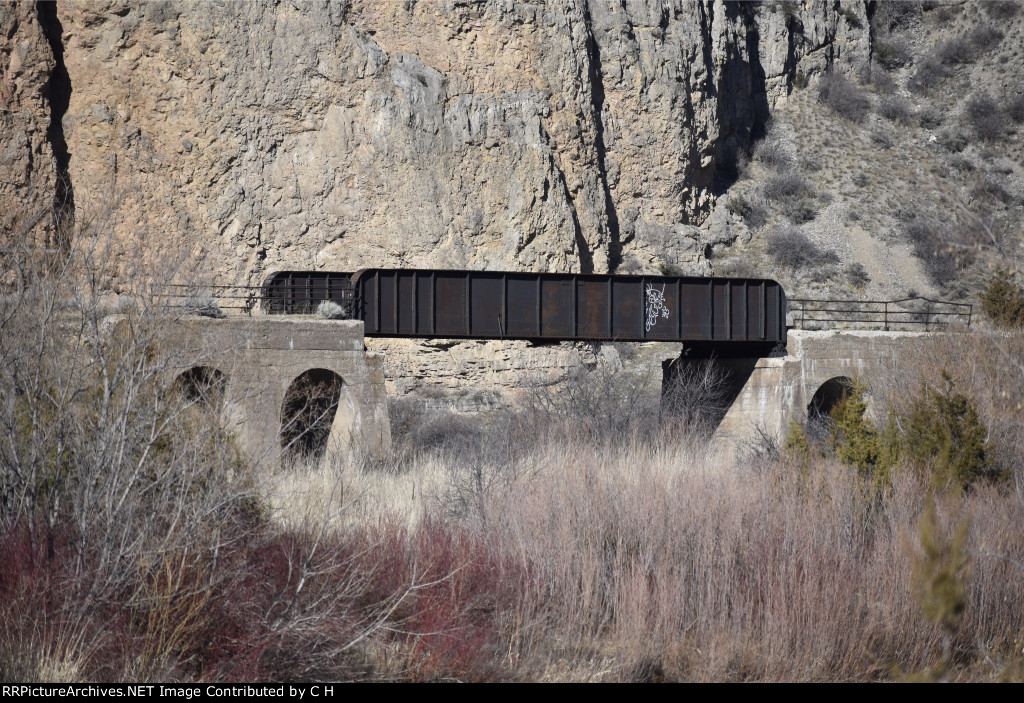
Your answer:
[714,329,929,456]
[172,317,390,470]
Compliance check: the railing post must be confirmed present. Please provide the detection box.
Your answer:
[884,302,889,331]
[926,301,932,331]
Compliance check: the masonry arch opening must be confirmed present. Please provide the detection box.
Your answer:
[808,376,854,421]
[280,369,345,460]
[175,366,226,408]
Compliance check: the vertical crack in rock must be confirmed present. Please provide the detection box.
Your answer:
[865,0,879,65]
[782,7,802,93]
[713,2,770,195]
[581,3,619,273]
[696,0,718,205]
[557,159,594,274]
[37,0,73,253]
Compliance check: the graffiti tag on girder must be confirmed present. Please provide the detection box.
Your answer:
[645,282,669,332]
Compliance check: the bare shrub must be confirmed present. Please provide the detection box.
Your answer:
[962,210,1008,256]
[936,26,1003,66]
[936,36,975,66]
[936,127,968,153]
[801,153,823,173]
[763,172,818,223]
[865,64,897,92]
[901,216,976,286]
[762,172,810,201]
[818,71,871,122]
[752,137,794,172]
[879,96,916,126]
[970,178,1014,205]
[968,24,1005,53]
[846,262,871,289]
[786,200,819,224]
[726,192,769,229]
[874,0,920,31]
[948,155,975,173]
[909,58,951,95]
[519,364,663,446]
[874,35,911,69]
[931,4,957,23]
[661,359,733,438]
[388,397,497,457]
[903,217,957,284]
[766,227,840,270]
[965,93,1008,143]
[918,105,943,129]
[870,128,894,149]
[840,5,863,28]
[183,293,225,318]
[983,0,1021,20]
[616,253,646,275]
[1008,94,1024,124]
[317,299,349,319]
[714,257,761,278]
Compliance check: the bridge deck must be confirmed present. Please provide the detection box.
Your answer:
[262,269,787,351]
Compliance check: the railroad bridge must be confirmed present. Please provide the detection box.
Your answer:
[163,270,971,469]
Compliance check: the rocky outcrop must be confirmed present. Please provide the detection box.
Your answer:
[4,0,870,283]
[0,2,67,258]
[367,336,683,408]
[2,1,872,397]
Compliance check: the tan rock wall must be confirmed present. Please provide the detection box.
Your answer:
[5,0,869,283]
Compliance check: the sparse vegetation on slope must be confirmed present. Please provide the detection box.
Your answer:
[709,0,1024,304]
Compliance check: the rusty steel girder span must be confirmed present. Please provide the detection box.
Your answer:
[262,269,787,354]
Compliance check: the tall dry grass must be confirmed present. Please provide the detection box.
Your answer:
[459,437,1020,681]
[236,337,1024,681]
[261,402,1024,681]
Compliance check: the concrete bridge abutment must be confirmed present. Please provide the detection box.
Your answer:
[162,319,937,469]
[170,317,391,471]
[713,330,930,457]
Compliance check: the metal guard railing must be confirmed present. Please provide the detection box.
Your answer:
[788,296,972,331]
[152,282,356,317]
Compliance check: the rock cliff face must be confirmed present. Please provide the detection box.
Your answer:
[2,0,871,397]
[4,0,870,281]
[0,2,69,257]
